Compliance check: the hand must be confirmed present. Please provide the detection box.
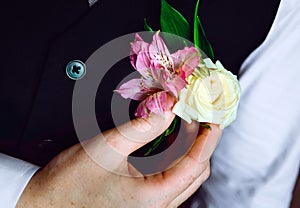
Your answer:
[16,99,222,208]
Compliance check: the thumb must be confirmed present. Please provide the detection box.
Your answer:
[103,95,175,156]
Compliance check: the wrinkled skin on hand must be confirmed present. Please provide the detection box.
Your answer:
[17,96,221,208]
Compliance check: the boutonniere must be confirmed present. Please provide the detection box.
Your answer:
[116,0,241,156]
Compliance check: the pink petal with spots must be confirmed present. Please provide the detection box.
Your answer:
[171,47,200,80]
[135,52,152,78]
[130,34,147,54]
[116,78,159,101]
[164,76,187,98]
[117,33,200,118]
[135,91,168,118]
[149,32,174,71]
[151,68,186,98]
[130,34,151,72]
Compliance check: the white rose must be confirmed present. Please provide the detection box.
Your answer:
[172,58,241,129]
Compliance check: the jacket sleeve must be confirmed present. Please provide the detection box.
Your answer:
[0,153,39,208]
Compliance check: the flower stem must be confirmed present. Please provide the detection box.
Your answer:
[144,116,179,156]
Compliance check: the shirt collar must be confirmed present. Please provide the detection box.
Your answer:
[88,0,99,7]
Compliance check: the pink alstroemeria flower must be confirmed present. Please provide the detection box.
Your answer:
[116,32,200,118]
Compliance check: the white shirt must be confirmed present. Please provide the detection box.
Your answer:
[0,154,39,208]
[196,0,300,207]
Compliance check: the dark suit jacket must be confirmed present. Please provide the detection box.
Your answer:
[0,0,279,167]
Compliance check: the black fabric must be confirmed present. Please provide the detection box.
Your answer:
[0,0,90,159]
[0,0,280,166]
[0,0,161,165]
[168,0,281,76]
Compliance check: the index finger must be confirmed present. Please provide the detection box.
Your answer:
[155,124,222,197]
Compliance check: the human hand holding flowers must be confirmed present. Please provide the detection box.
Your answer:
[116,31,240,138]
[116,0,241,156]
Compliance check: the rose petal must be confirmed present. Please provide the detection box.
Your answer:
[203,58,217,69]
[172,88,193,124]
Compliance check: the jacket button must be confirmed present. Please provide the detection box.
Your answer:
[66,60,86,80]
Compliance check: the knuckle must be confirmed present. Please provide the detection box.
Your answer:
[131,117,153,132]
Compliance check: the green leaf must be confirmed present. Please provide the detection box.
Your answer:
[194,0,200,49]
[144,18,153,31]
[164,116,178,136]
[144,134,165,156]
[194,0,215,59]
[160,0,191,39]
[144,116,179,156]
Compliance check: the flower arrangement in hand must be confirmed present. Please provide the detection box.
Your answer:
[116,0,241,155]
[116,32,200,118]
